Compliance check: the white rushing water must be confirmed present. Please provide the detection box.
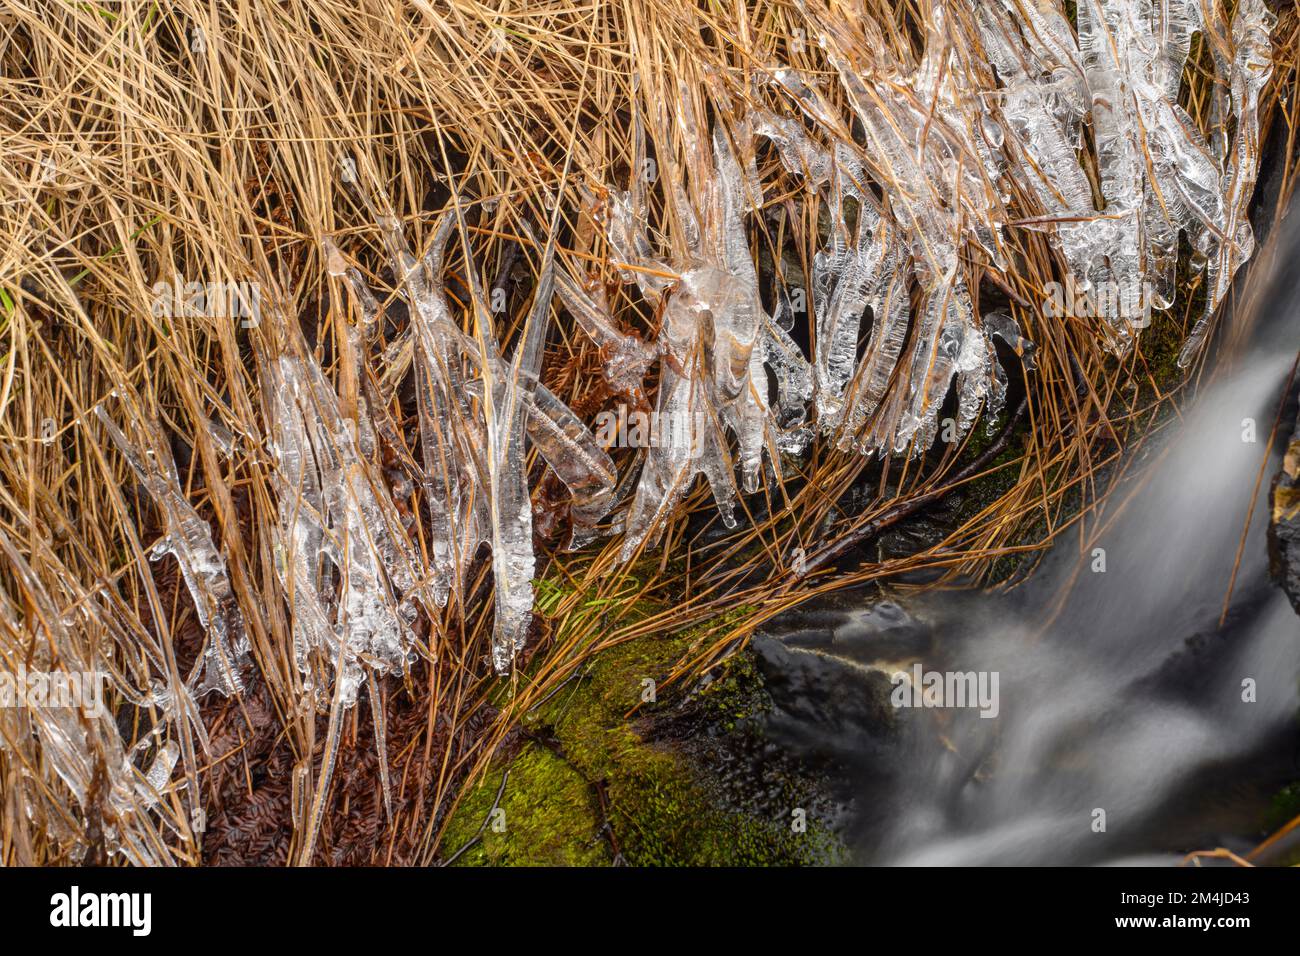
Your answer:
[814,201,1300,863]
[880,347,1298,865]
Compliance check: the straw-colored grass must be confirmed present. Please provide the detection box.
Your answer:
[0,0,1297,865]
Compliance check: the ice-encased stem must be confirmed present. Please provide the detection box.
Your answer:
[93,406,250,698]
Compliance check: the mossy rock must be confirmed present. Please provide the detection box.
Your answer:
[442,609,845,866]
[440,744,608,867]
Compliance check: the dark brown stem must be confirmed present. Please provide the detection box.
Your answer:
[795,395,1029,579]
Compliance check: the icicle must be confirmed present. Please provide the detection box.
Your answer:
[366,670,392,820]
[811,155,871,430]
[379,213,482,611]
[93,405,250,698]
[750,108,833,189]
[527,383,618,549]
[599,0,1270,543]
[977,0,1272,358]
[336,209,620,667]
[981,310,1037,433]
[764,298,815,440]
[839,266,910,455]
[0,532,176,865]
[1179,0,1275,366]
[476,236,549,673]
[137,741,179,805]
[894,271,976,453]
[263,343,420,706]
[611,92,828,547]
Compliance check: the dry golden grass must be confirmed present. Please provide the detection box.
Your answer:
[0,0,1297,865]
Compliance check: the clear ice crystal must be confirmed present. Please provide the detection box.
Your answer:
[277,0,1274,681]
[262,339,421,706]
[94,405,250,698]
[0,531,182,865]
[597,0,1270,550]
[335,213,618,671]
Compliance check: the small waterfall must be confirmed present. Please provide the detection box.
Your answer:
[882,350,1298,865]
[756,220,1300,866]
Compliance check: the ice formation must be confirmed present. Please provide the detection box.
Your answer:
[308,0,1267,661]
[597,92,824,560]
[260,305,437,859]
[85,2,1278,706]
[0,531,187,865]
[263,348,422,707]
[7,0,1274,871]
[94,404,250,698]
[594,0,1273,554]
[329,210,618,673]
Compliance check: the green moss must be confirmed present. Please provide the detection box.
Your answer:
[1263,781,1300,834]
[1140,310,1193,400]
[543,629,837,865]
[440,744,608,867]
[695,644,766,733]
[443,604,845,866]
[1261,781,1300,867]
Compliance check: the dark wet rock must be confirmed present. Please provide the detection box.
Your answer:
[1134,577,1279,703]
[751,631,899,764]
[778,627,834,650]
[1268,424,1300,614]
[761,594,932,664]
[829,601,931,661]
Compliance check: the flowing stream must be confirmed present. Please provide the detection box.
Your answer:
[756,243,1300,867]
